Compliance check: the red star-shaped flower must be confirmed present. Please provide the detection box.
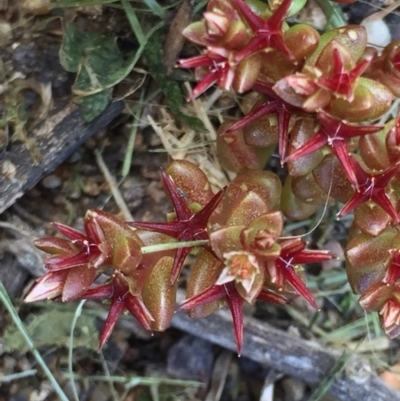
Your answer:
[284,111,383,189]
[316,49,371,101]
[80,273,154,350]
[232,0,294,63]
[178,48,235,99]
[224,80,300,160]
[40,220,111,272]
[266,238,333,308]
[177,46,261,99]
[337,158,400,224]
[179,281,287,355]
[25,219,109,303]
[25,210,143,302]
[129,171,225,285]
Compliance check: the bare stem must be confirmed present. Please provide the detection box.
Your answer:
[141,239,208,254]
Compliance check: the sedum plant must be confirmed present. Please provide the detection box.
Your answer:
[25,0,400,352]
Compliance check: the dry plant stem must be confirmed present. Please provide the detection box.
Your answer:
[95,149,133,221]
[170,289,400,401]
[0,283,69,401]
[362,0,400,23]
[204,350,232,401]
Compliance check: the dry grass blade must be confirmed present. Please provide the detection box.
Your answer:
[204,350,232,401]
[95,149,133,221]
[362,0,400,23]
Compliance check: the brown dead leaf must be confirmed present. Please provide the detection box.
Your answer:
[21,0,51,15]
[163,0,192,74]
[380,362,400,390]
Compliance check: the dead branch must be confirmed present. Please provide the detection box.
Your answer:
[169,289,400,401]
[0,101,124,214]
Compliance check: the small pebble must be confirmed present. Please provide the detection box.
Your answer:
[41,174,62,189]
[0,20,11,46]
[362,19,391,48]
[167,335,214,382]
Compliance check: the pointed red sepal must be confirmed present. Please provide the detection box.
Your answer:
[274,260,318,308]
[24,271,69,303]
[34,237,77,255]
[24,264,98,303]
[180,282,244,354]
[80,274,154,350]
[52,222,86,241]
[224,81,298,160]
[177,50,228,99]
[233,0,294,63]
[316,49,371,101]
[98,299,125,350]
[225,284,244,355]
[337,159,400,224]
[177,54,221,69]
[291,249,334,264]
[285,111,383,188]
[129,171,225,284]
[384,250,400,284]
[45,250,90,271]
[179,283,227,311]
[257,288,288,304]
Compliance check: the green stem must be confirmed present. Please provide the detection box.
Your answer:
[315,0,347,29]
[62,372,202,388]
[121,0,147,47]
[69,300,86,401]
[0,283,70,401]
[141,239,209,254]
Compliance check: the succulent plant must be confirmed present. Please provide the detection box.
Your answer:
[26,0,400,352]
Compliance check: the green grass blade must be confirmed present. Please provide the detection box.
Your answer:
[0,283,70,401]
[307,350,351,401]
[69,300,86,401]
[52,0,119,7]
[315,0,347,29]
[121,90,146,178]
[63,372,203,388]
[121,0,146,46]
[142,0,165,17]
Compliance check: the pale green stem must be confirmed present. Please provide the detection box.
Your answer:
[0,283,70,401]
[140,239,209,254]
[69,300,86,401]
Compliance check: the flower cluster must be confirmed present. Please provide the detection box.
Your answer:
[26,161,333,354]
